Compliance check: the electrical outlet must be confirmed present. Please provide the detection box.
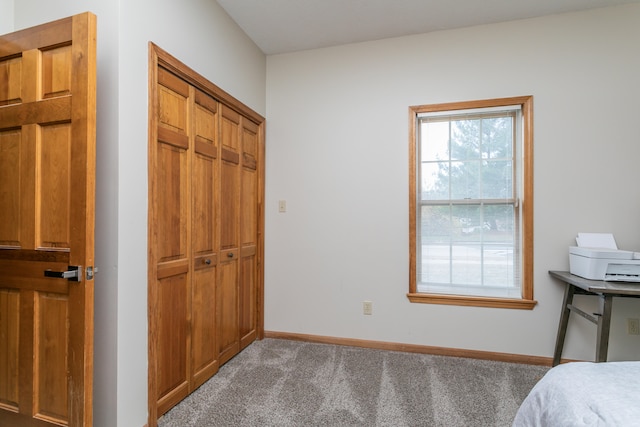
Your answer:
[363,301,373,315]
[628,318,640,335]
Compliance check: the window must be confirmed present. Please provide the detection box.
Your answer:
[409,97,535,309]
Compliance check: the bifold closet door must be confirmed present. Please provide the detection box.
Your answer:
[217,105,241,365]
[239,119,259,349]
[153,69,221,412]
[217,107,260,361]
[149,43,264,424]
[154,68,192,415]
[190,89,219,389]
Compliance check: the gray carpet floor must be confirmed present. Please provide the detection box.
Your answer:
[158,338,548,427]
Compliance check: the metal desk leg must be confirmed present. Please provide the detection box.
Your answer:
[553,283,575,366]
[595,294,613,362]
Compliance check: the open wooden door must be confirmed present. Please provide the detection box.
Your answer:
[0,12,97,427]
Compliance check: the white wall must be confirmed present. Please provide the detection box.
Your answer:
[12,1,265,426]
[265,4,640,362]
[116,0,264,425]
[0,0,13,33]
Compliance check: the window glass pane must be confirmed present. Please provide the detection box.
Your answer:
[482,117,512,159]
[482,159,512,199]
[420,205,451,284]
[420,205,451,241]
[421,121,449,161]
[482,245,515,288]
[419,189,518,294]
[451,244,481,285]
[450,160,480,199]
[421,162,449,200]
[420,243,450,284]
[451,119,480,160]
[451,204,481,238]
[483,204,515,243]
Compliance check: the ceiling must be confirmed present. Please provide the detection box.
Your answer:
[216,0,639,55]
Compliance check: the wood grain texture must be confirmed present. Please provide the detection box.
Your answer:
[147,43,265,426]
[0,12,96,427]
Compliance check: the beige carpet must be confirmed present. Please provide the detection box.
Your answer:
[158,338,548,427]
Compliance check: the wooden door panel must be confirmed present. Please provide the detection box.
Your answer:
[240,119,257,247]
[156,274,189,416]
[34,292,69,424]
[220,106,240,252]
[220,161,239,251]
[192,153,214,255]
[190,90,218,389]
[0,56,22,105]
[218,105,240,364]
[158,69,189,136]
[238,118,258,349]
[192,152,213,231]
[192,90,217,258]
[156,143,188,262]
[41,45,72,99]
[220,106,240,157]
[241,159,257,245]
[154,67,191,416]
[239,250,256,349]
[154,133,189,409]
[194,90,217,152]
[0,13,96,427]
[217,256,239,365]
[0,289,20,411]
[40,122,72,249]
[241,119,258,171]
[157,68,189,264]
[0,129,22,247]
[191,264,217,389]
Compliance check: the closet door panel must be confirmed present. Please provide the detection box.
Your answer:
[219,106,240,251]
[191,263,217,388]
[239,247,256,348]
[156,143,188,262]
[154,67,191,415]
[239,119,259,348]
[192,90,217,259]
[190,90,218,388]
[240,120,258,245]
[218,105,240,364]
[156,272,189,415]
[217,253,238,365]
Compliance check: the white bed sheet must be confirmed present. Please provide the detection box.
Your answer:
[512,361,640,427]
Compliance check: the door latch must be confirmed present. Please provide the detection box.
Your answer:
[44,265,82,282]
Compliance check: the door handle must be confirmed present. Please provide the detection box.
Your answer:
[44,266,82,282]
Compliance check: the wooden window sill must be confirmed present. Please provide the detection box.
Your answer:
[407,293,537,310]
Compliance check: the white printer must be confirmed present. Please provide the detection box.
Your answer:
[569,233,640,282]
